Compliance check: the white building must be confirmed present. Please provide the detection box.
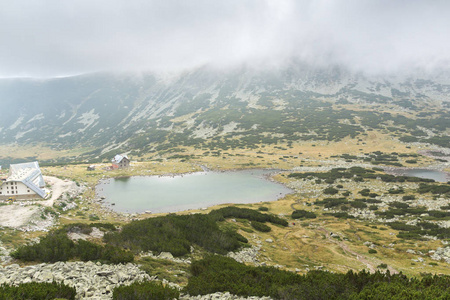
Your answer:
[111,154,130,169]
[0,161,46,200]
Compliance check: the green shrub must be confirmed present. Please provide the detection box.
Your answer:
[257,206,269,211]
[251,221,271,232]
[405,159,417,164]
[11,233,75,262]
[358,189,371,196]
[368,249,377,254]
[0,282,76,300]
[350,201,367,209]
[291,210,317,219]
[210,207,288,227]
[112,281,179,300]
[389,202,409,209]
[105,212,248,257]
[89,214,100,221]
[315,197,348,208]
[388,188,405,194]
[324,212,354,219]
[324,187,339,195]
[11,231,133,264]
[185,256,450,299]
[369,205,378,211]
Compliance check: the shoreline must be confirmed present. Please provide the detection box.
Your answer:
[94,168,293,216]
[382,166,450,182]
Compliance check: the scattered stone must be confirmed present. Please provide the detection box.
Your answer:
[97,271,114,276]
[158,252,174,260]
[227,245,261,265]
[0,261,153,300]
[430,247,450,263]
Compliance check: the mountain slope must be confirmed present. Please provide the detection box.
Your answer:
[0,65,449,162]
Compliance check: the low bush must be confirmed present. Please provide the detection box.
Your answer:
[291,210,317,219]
[0,282,76,300]
[185,256,450,299]
[210,207,288,227]
[417,183,450,196]
[324,187,339,195]
[350,201,367,209]
[315,197,348,208]
[251,221,271,232]
[105,211,250,257]
[368,205,378,211]
[324,212,355,219]
[389,202,409,209]
[112,281,179,300]
[11,232,133,264]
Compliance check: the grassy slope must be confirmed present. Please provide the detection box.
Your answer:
[9,134,441,281]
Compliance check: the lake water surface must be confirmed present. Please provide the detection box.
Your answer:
[96,169,292,213]
[387,168,449,182]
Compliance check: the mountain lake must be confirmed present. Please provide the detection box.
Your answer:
[386,168,449,182]
[96,169,293,214]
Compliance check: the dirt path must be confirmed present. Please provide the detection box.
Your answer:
[317,227,376,273]
[318,227,398,274]
[41,176,76,207]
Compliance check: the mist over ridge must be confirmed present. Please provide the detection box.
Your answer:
[1,0,450,78]
[0,61,448,167]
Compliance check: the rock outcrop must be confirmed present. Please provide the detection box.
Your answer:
[0,261,151,299]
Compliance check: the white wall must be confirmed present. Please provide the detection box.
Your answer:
[0,181,36,196]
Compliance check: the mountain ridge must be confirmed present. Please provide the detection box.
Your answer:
[0,65,449,163]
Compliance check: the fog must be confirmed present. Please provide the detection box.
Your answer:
[1,0,449,77]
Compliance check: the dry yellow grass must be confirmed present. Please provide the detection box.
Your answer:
[0,144,92,161]
[1,133,445,277]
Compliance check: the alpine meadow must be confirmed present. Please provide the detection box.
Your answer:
[0,1,450,299]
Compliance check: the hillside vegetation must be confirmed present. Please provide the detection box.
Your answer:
[0,66,449,165]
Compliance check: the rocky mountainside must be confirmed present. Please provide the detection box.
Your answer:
[0,64,449,161]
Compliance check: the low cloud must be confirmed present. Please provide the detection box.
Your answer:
[1,0,449,77]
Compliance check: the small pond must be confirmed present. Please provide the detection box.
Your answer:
[387,168,449,182]
[96,169,292,214]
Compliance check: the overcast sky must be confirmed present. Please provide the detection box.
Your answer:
[1,0,449,77]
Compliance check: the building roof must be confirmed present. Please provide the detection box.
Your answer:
[112,154,129,164]
[7,161,46,198]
